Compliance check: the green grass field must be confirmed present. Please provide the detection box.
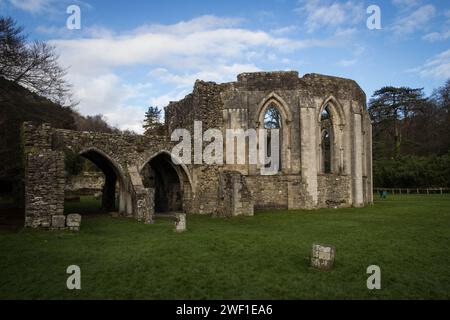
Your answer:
[1,195,450,299]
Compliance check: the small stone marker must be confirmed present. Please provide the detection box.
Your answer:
[174,213,186,232]
[66,214,82,231]
[311,243,335,271]
[51,215,66,229]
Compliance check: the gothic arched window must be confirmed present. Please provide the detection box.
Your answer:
[264,105,281,129]
[320,106,332,174]
[263,104,282,171]
[321,106,330,121]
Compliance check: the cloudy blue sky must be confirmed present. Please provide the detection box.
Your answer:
[1,0,449,132]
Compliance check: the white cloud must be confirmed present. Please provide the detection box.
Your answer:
[147,91,189,109]
[71,73,122,115]
[392,4,436,35]
[46,15,339,132]
[423,29,450,42]
[51,22,330,71]
[334,27,358,37]
[337,59,357,67]
[392,0,420,8]
[36,25,115,39]
[410,49,450,79]
[294,0,365,33]
[445,10,450,22]
[9,0,54,13]
[270,25,298,36]
[421,8,450,42]
[9,0,92,15]
[103,105,147,133]
[131,15,243,36]
[337,45,364,68]
[149,64,261,89]
[69,73,150,132]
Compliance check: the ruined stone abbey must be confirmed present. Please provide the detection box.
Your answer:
[23,71,373,228]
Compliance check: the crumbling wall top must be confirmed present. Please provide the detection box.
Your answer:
[301,73,367,105]
[237,71,299,83]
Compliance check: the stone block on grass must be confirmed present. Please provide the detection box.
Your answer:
[51,215,66,229]
[174,213,186,233]
[311,243,335,271]
[66,213,82,231]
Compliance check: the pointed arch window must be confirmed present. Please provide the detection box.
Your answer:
[263,104,282,171]
[321,106,330,121]
[264,105,281,129]
[320,106,332,174]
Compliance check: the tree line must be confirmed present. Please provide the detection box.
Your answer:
[369,82,450,187]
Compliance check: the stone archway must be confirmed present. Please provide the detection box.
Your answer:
[140,151,193,214]
[78,147,129,214]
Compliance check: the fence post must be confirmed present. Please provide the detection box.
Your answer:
[375,187,447,195]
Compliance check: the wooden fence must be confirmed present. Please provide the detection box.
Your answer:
[374,188,450,195]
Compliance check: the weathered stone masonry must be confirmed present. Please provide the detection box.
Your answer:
[23,71,373,228]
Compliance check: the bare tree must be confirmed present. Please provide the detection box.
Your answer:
[0,16,73,105]
[72,112,120,133]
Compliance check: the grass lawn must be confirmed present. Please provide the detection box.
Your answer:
[1,195,450,299]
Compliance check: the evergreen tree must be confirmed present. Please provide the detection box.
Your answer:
[143,106,163,135]
[369,86,427,158]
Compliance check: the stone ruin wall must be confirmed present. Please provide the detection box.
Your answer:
[24,150,65,228]
[317,174,352,208]
[22,122,171,228]
[22,70,373,228]
[165,81,234,215]
[165,71,373,212]
[65,172,104,195]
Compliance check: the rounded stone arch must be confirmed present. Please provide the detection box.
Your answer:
[255,92,293,173]
[139,150,194,213]
[77,147,131,215]
[317,96,346,174]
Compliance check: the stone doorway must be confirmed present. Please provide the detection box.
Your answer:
[65,148,128,216]
[141,152,188,214]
